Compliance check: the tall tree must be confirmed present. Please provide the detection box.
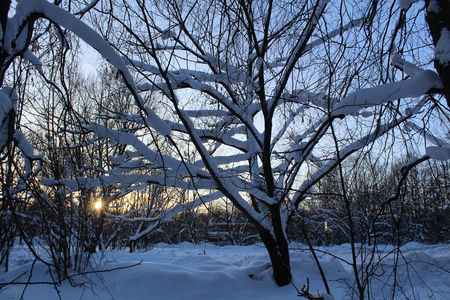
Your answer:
[74,0,446,286]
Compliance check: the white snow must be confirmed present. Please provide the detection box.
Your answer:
[23,50,44,75]
[332,69,442,117]
[427,0,441,13]
[161,29,177,40]
[1,242,449,299]
[426,146,450,161]
[391,54,423,76]
[435,28,450,67]
[398,0,419,9]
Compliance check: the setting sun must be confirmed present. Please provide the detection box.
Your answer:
[94,201,102,210]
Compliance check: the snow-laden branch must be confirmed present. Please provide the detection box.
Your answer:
[404,121,449,147]
[126,191,225,241]
[41,172,216,192]
[332,70,442,117]
[391,55,424,77]
[267,17,364,69]
[74,0,100,16]
[166,118,254,153]
[87,123,208,177]
[195,129,252,153]
[0,88,41,188]
[14,130,42,174]
[195,153,253,167]
[276,116,333,194]
[125,58,251,86]
[271,105,308,151]
[23,50,44,76]
[435,28,450,67]
[200,53,250,84]
[398,0,420,10]
[304,18,364,52]
[168,99,270,228]
[227,175,276,206]
[404,121,450,161]
[426,146,450,160]
[13,0,170,136]
[292,97,430,207]
[271,90,336,149]
[269,0,329,111]
[128,59,263,147]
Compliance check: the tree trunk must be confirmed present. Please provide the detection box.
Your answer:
[0,0,12,84]
[0,1,11,39]
[258,205,292,287]
[425,0,450,108]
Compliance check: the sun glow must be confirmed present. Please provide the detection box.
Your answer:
[94,200,102,210]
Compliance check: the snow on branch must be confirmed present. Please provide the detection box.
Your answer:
[227,175,276,206]
[183,109,230,118]
[398,0,420,10]
[435,28,450,67]
[269,0,328,110]
[195,153,253,167]
[14,130,43,175]
[292,97,430,206]
[201,53,249,84]
[127,190,225,241]
[16,0,170,136]
[128,61,262,148]
[332,70,443,117]
[404,121,450,161]
[391,55,424,77]
[196,128,252,152]
[271,90,338,149]
[272,105,308,150]
[41,172,216,193]
[125,58,251,86]
[23,50,45,76]
[124,55,263,149]
[166,117,253,152]
[404,121,449,147]
[74,0,99,16]
[426,146,450,160]
[87,123,208,178]
[0,88,41,169]
[303,18,364,53]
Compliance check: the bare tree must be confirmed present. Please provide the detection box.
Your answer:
[67,0,446,286]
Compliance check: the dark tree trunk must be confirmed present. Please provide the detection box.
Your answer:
[0,0,12,84]
[425,0,450,108]
[0,1,10,32]
[258,204,292,287]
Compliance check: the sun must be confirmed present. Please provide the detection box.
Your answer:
[94,200,102,210]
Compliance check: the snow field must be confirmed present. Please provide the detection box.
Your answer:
[1,242,449,299]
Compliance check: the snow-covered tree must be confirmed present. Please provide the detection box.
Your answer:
[1,0,449,287]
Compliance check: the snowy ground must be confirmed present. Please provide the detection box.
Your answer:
[1,242,449,299]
